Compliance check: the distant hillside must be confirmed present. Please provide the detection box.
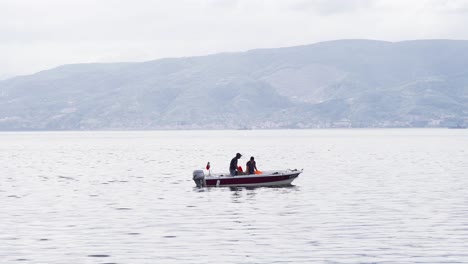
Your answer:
[0,39,467,130]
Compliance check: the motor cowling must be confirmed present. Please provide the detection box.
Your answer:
[192,170,205,187]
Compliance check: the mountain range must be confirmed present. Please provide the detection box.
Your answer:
[1,39,467,130]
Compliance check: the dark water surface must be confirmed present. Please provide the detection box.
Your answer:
[1,129,468,263]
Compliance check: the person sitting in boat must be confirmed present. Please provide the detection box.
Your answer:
[246,156,258,175]
[229,153,242,176]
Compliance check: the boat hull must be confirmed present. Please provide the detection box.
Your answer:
[202,170,301,187]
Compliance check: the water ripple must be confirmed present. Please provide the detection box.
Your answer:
[1,129,467,263]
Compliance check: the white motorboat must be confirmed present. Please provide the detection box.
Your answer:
[192,169,302,187]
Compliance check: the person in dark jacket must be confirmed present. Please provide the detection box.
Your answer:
[229,153,242,176]
[246,156,258,175]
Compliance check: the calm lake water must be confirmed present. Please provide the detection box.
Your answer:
[1,129,468,263]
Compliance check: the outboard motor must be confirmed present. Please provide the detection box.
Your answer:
[192,170,205,188]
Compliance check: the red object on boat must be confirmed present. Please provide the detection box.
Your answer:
[206,162,210,170]
[237,166,243,172]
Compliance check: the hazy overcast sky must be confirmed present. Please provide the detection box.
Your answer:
[1,0,468,79]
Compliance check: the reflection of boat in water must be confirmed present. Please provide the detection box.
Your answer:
[448,124,467,129]
[193,169,302,187]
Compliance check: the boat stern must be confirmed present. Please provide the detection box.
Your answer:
[192,170,205,188]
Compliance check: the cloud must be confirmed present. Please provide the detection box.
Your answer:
[1,0,468,79]
[284,0,374,15]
